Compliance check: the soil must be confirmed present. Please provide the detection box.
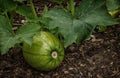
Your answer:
[0,0,120,78]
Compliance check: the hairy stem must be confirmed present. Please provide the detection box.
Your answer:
[29,0,37,18]
[70,0,75,17]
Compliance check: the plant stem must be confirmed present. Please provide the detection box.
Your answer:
[29,0,37,18]
[41,5,48,16]
[69,0,75,17]
[5,12,10,22]
[60,4,68,12]
[29,0,43,29]
[9,10,15,24]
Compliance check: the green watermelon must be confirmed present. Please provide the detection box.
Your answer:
[22,31,64,71]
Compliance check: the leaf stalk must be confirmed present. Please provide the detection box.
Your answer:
[29,0,37,18]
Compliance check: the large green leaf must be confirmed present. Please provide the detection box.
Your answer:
[75,0,118,26]
[0,15,40,55]
[0,15,19,55]
[106,0,120,11]
[0,0,16,14]
[43,0,118,47]
[16,5,36,20]
[0,15,14,38]
[0,35,20,55]
[43,9,75,47]
[16,23,40,45]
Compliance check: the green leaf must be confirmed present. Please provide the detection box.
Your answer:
[0,15,14,37]
[97,25,107,32]
[37,17,50,26]
[0,0,16,14]
[43,0,118,47]
[0,15,19,55]
[75,0,118,26]
[43,9,75,47]
[16,5,36,20]
[16,23,40,45]
[0,15,40,55]
[43,9,93,47]
[0,36,20,55]
[106,0,120,11]
[116,18,120,23]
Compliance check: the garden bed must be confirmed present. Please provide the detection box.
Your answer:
[0,25,120,78]
[0,0,120,78]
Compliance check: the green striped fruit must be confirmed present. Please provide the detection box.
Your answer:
[22,31,64,71]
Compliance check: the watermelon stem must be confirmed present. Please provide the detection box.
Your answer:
[51,51,57,59]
